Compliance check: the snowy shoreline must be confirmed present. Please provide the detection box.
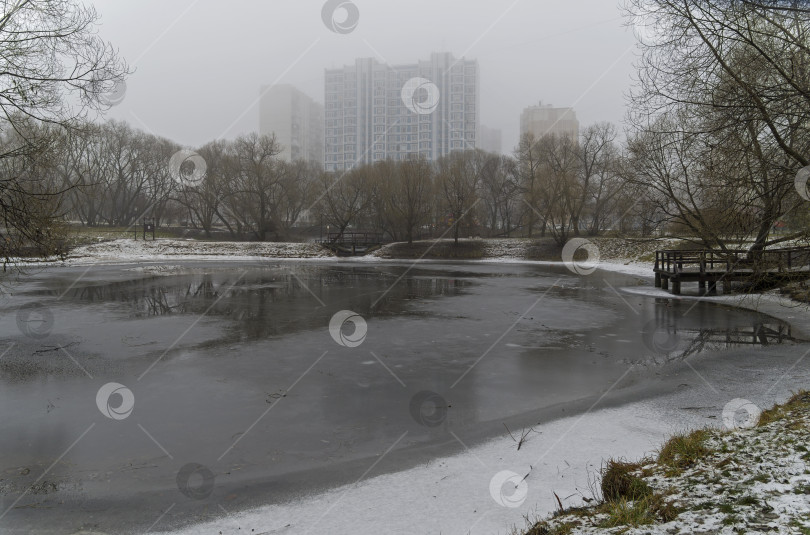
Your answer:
[13,237,652,275]
[528,393,810,534]
[152,358,810,535]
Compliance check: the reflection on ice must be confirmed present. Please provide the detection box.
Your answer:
[641,298,798,364]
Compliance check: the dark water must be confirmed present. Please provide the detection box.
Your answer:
[0,261,800,533]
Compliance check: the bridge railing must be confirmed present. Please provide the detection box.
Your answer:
[317,232,384,246]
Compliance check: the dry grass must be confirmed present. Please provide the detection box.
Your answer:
[657,429,711,475]
[518,460,680,534]
[600,459,652,502]
[598,492,680,528]
[758,391,810,427]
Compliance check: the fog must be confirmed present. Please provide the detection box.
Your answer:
[89,0,638,152]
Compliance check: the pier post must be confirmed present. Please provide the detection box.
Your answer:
[655,273,661,288]
[672,278,681,295]
[662,276,669,291]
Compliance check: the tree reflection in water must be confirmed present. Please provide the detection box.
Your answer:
[47,265,471,341]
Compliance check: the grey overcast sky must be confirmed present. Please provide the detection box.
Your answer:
[89,0,639,153]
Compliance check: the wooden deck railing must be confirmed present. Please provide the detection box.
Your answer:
[654,248,810,275]
[653,247,810,295]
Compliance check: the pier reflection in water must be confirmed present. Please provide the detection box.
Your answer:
[642,297,799,363]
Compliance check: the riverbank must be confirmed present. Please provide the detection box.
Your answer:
[10,236,668,267]
[151,363,810,535]
[61,237,334,262]
[371,237,669,266]
[520,392,810,534]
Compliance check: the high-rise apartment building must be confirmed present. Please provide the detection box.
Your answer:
[520,102,579,141]
[259,84,324,163]
[324,52,479,172]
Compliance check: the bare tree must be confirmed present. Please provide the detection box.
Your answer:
[626,115,728,247]
[535,133,580,245]
[97,121,150,226]
[222,133,285,241]
[277,160,322,234]
[576,122,626,236]
[0,120,66,259]
[177,139,232,237]
[0,0,128,261]
[386,157,434,244]
[514,133,544,237]
[58,123,107,226]
[624,0,810,251]
[141,135,180,226]
[437,150,482,244]
[479,154,521,237]
[318,166,375,238]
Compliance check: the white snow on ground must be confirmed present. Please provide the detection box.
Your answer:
[536,396,810,534]
[368,237,658,278]
[16,236,655,274]
[478,257,651,280]
[14,238,336,266]
[153,401,688,535]
[155,382,810,535]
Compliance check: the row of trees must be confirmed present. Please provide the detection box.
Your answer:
[41,119,635,245]
[50,122,321,241]
[316,122,635,244]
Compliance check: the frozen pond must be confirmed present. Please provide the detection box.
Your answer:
[0,261,802,533]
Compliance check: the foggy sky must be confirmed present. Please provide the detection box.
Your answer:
[89,0,640,154]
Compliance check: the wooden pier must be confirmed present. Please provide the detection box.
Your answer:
[317,232,384,256]
[654,247,810,295]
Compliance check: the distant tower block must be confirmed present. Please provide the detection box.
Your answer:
[520,102,579,141]
[259,84,324,164]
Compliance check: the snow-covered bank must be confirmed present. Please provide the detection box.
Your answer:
[153,369,810,535]
[528,393,810,534]
[148,401,690,535]
[15,238,336,265]
[14,236,658,272]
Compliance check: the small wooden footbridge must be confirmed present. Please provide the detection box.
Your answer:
[317,232,384,256]
[654,247,810,295]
